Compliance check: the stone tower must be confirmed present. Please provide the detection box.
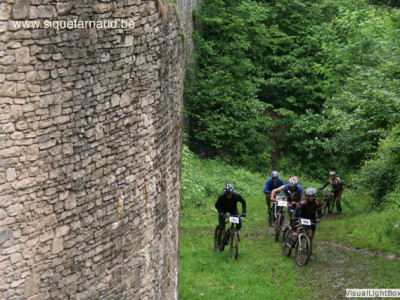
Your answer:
[0,0,183,299]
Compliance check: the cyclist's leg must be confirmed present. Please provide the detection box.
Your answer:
[288,197,296,227]
[304,225,315,255]
[218,214,225,230]
[233,210,242,231]
[266,193,271,213]
[334,190,342,213]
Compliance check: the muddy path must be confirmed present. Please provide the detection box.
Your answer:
[278,219,400,300]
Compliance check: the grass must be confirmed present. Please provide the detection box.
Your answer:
[180,147,400,299]
[180,195,313,300]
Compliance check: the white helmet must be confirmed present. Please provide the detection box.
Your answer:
[330,171,336,176]
[289,176,298,187]
[271,170,279,178]
[306,187,317,196]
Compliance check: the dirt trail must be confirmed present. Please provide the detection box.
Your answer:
[316,239,400,261]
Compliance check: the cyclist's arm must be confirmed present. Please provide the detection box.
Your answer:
[270,185,284,200]
[215,196,225,215]
[293,202,303,218]
[263,179,272,194]
[238,196,247,214]
[320,180,330,190]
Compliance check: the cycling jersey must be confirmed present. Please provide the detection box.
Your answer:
[294,198,323,220]
[215,192,247,215]
[282,184,304,202]
[263,177,285,194]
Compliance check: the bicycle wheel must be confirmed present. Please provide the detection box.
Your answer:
[295,233,311,266]
[321,198,328,216]
[328,196,335,213]
[230,231,239,260]
[281,227,293,257]
[274,213,283,242]
[214,226,224,252]
[268,209,274,227]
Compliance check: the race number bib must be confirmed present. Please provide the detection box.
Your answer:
[301,218,311,225]
[229,216,240,224]
[276,195,284,202]
[277,201,287,207]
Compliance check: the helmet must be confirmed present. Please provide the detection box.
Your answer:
[223,184,234,194]
[289,176,298,187]
[306,187,317,196]
[271,170,279,178]
[330,171,336,176]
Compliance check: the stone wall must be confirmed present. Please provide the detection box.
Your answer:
[177,0,197,65]
[0,0,183,299]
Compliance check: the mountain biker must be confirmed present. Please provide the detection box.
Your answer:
[320,171,343,214]
[292,187,322,260]
[215,184,247,235]
[270,176,305,225]
[263,170,284,216]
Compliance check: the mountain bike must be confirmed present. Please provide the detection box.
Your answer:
[271,195,288,242]
[281,218,314,266]
[321,189,335,215]
[214,215,243,260]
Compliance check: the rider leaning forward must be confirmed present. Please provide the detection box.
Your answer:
[270,176,305,226]
[215,184,247,235]
[263,170,284,215]
[293,187,323,260]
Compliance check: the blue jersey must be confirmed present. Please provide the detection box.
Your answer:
[283,184,303,201]
[263,178,285,194]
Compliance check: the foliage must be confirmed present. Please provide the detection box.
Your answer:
[185,0,400,201]
[185,0,271,166]
[357,124,400,207]
[317,5,400,168]
[181,145,267,208]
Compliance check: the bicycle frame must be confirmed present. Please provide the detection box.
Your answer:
[224,215,242,234]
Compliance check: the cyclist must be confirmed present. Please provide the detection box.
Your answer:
[270,176,305,225]
[263,170,284,216]
[320,171,343,214]
[292,187,322,260]
[215,184,247,236]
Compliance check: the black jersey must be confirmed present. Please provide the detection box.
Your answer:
[215,192,247,215]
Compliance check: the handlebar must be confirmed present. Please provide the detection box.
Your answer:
[293,218,316,227]
[224,214,244,219]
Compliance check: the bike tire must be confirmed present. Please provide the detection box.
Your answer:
[274,213,283,242]
[328,196,335,213]
[230,231,239,260]
[295,233,311,266]
[268,210,274,227]
[214,226,224,252]
[321,198,328,216]
[281,227,292,257]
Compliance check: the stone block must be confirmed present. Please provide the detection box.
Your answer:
[12,0,30,20]
[0,228,12,245]
[6,168,16,182]
[51,237,64,254]
[15,47,30,65]
[0,4,11,20]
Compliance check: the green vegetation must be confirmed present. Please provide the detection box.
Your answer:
[180,148,400,298]
[181,0,400,296]
[185,0,400,208]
